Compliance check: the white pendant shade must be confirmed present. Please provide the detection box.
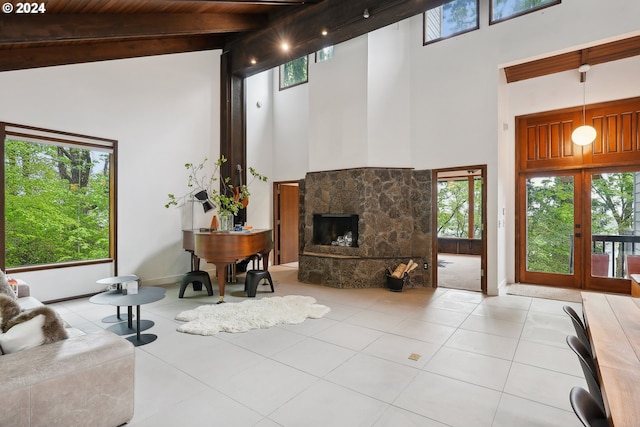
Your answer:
[572,125,597,146]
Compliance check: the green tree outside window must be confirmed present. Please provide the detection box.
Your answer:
[280,56,308,90]
[4,138,112,268]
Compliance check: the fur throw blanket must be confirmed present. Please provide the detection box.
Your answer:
[0,293,68,343]
[0,294,21,331]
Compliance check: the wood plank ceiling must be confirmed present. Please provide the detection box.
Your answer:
[0,0,638,80]
[0,0,451,76]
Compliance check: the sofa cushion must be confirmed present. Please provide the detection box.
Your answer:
[17,296,44,311]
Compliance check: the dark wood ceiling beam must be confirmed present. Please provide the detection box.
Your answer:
[0,13,266,45]
[210,0,321,4]
[0,35,225,72]
[226,0,447,77]
[504,35,640,83]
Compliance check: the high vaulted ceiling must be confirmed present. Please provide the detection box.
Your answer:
[1,0,639,80]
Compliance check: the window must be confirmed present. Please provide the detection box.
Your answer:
[279,56,308,90]
[424,0,479,45]
[316,46,334,63]
[1,123,116,270]
[490,0,560,24]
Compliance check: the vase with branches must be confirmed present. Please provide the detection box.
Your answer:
[165,156,267,230]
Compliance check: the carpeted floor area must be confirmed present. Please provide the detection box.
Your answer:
[437,254,482,292]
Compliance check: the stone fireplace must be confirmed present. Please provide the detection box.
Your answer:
[298,167,432,289]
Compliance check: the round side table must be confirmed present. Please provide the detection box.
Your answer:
[90,286,166,346]
[95,275,140,323]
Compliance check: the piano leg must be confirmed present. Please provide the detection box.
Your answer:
[214,262,228,303]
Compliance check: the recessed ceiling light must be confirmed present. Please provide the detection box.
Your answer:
[321,29,328,36]
[281,42,290,51]
[250,58,257,65]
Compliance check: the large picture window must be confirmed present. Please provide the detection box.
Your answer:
[279,56,308,90]
[424,0,479,45]
[490,0,560,24]
[1,123,116,270]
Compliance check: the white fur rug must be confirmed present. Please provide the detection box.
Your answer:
[175,295,331,335]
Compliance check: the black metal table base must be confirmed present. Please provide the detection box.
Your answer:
[101,313,131,323]
[107,305,155,346]
[107,319,154,335]
[126,334,158,346]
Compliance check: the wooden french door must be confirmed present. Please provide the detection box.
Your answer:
[516,96,640,294]
[518,168,638,293]
[518,171,583,288]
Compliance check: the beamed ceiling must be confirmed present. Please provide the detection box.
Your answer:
[0,0,452,77]
[0,0,639,79]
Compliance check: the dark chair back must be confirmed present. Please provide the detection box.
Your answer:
[569,386,610,427]
[566,335,605,412]
[564,305,592,355]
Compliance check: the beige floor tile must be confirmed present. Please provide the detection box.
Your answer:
[445,328,519,360]
[424,346,512,390]
[395,371,502,427]
[324,353,420,403]
[503,362,586,411]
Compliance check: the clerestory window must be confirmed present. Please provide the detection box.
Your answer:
[490,0,561,24]
[279,56,309,90]
[423,0,479,45]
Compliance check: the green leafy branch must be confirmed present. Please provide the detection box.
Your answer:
[165,156,267,215]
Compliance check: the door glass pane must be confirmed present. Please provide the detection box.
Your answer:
[473,177,482,239]
[590,172,640,278]
[526,176,574,274]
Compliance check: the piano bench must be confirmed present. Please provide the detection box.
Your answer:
[179,270,214,298]
[244,270,275,298]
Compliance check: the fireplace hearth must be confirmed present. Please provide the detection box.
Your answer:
[298,167,432,289]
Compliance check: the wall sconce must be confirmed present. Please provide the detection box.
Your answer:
[571,64,597,146]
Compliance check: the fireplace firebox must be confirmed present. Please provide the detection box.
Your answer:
[312,214,359,247]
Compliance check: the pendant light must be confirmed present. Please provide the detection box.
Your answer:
[571,64,597,146]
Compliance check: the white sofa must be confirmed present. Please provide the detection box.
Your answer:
[0,285,135,427]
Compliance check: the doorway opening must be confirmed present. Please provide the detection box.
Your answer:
[273,181,299,266]
[433,165,487,293]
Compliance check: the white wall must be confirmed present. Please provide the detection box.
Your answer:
[308,35,369,171]
[1,51,221,301]
[368,22,412,167]
[246,70,275,229]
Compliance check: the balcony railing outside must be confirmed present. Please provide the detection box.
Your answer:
[591,234,640,278]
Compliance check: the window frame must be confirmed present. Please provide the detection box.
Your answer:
[490,0,560,25]
[1,122,117,273]
[423,0,479,46]
[279,55,309,91]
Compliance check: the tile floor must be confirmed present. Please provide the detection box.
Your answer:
[50,265,586,427]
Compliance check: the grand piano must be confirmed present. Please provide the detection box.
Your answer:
[182,229,273,301]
